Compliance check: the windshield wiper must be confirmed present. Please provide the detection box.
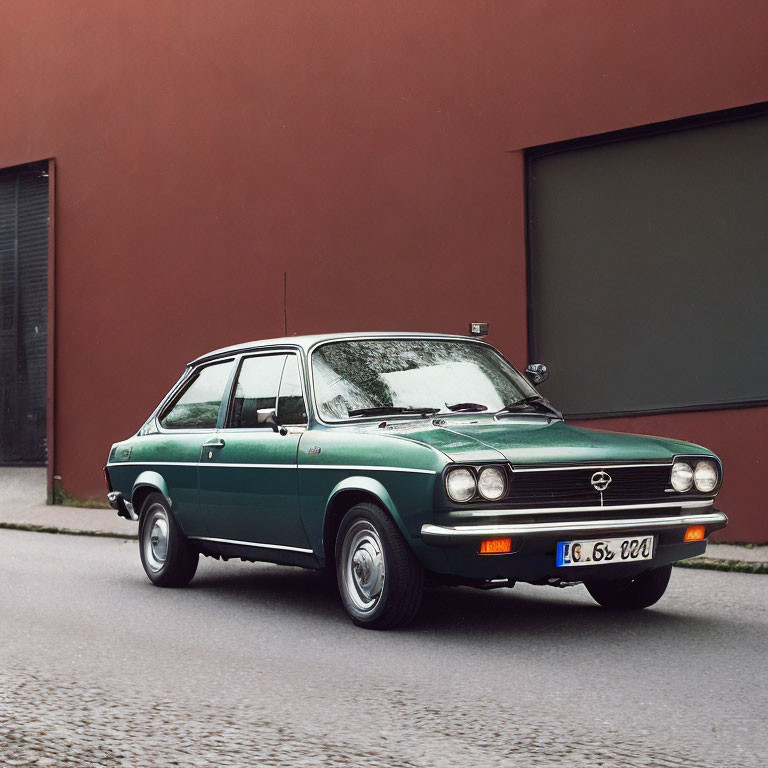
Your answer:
[495,395,561,419]
[445,402,488,413]
[347,406,440,418]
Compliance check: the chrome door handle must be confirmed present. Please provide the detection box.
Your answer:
[202,438,226,448]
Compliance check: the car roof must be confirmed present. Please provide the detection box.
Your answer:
[188,331,479,366]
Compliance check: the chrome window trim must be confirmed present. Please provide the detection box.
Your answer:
[189,536,313,554]
[444,499,714,518]
[422,510,727,539]
[306,334,547,427]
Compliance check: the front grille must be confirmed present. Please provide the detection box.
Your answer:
[505,464,677,509]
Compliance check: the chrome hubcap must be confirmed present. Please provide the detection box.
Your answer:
[143,503,169,572]
[341,520,385,613]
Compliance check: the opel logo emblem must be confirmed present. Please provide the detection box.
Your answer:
[591,470,612,492]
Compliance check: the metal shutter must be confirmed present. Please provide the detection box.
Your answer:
[0,161,49,463]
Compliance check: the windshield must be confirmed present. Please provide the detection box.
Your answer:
[311,338,539,422]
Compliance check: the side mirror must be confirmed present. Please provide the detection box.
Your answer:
[256,408,288,435]
[525,363,549,386]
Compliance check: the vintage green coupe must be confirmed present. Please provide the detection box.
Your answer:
[105,333,727,628]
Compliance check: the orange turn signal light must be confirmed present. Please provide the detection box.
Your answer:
[684,525,706,542]
[479,538,512,554]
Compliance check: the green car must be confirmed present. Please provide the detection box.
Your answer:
[105,333,727,629]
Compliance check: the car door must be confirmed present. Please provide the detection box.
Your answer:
[198,351,311,550]
[153,358,235,535]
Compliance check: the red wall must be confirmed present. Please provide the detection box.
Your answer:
[1,1,767,540]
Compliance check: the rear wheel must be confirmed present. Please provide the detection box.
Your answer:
[138,493,198,587]
[335,502,424,629]
[585,564,672,610]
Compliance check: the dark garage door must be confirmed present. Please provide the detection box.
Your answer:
[526,108,768,417]
[0,161,49,464]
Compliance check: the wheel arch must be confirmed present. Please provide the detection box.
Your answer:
[131,471,172,520]
[321,476,404,569]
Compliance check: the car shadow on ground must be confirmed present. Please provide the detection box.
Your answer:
[179,560,726,647]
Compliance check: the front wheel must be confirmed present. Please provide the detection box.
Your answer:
[585,564,672,610]
[335,502,424,629]
[139,493,199,587]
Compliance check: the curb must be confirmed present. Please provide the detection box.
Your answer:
[674,557,768,575]
[0,522,138,540]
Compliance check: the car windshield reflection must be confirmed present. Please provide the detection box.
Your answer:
[311,338,538,422]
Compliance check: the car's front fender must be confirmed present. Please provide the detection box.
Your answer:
[321,474,450,573]
[326,475,401,530]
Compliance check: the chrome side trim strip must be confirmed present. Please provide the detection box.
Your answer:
[106,461,196,467]
[106,461,435,474]
[198,463,293,469]
[455,499,714,518]
[421,511,728,540]
[511,463,672,472]
[189,536,314,554]
[300,465,436,475]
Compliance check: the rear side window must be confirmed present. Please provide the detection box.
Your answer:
[159,361,232,430]
[227,353,308,428]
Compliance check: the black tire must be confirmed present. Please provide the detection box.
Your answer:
[585,564,673,610]
[138,492,199,587]
[335,502,424,629]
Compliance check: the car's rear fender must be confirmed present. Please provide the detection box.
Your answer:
[131,471,173,522]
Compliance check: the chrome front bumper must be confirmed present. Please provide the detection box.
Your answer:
[421,507,728,546]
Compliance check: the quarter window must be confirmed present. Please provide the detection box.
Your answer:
[159,361,232,430]
[277,355,308,425]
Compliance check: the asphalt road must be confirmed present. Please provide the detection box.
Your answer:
[1,529,766,768]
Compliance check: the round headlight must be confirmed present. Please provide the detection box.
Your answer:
[694,460,718,493]
[671,461,694,492]
[477,466,507,501]
[446,468,476,502]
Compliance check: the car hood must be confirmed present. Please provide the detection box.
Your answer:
[386,418,710,465]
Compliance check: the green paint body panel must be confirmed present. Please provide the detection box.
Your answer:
[198,430,309,548]
[105,333,724,581]
[399,419,711,465]
[107,432,210,536]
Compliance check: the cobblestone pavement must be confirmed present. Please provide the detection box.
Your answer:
[1,529,766,767]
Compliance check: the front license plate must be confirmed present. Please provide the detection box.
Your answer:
[556,535,655,567]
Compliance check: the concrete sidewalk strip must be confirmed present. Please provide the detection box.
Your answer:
[0,504,138,539]
[704,543,768,563]
[675,543,768,575]
[0,466,138,539]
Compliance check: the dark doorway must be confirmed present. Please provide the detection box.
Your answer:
[0,161,49,464]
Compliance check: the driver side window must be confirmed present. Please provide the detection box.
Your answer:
[227,353,308,428]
